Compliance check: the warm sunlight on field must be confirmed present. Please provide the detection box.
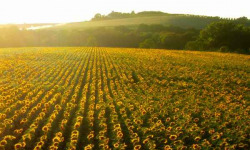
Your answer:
[0,47,249,149]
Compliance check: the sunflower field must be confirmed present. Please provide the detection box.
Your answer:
[0,47,249,150]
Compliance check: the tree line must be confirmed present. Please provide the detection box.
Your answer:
[0,16,249,54]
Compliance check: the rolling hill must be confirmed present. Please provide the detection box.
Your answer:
[52,13,224,30]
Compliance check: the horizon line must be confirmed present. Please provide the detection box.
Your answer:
[0,10,248,25]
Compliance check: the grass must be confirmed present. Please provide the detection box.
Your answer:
[52,15,222,30]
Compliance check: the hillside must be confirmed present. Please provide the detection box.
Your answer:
[53,13,224,30]
[0,11,249,53]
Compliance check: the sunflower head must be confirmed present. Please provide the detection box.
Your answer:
[164,145,172,150]
[192,144,201,150]
[194,136,201,142]
[113,143,119,148]
[42,126,49,132]
[14,143,22,150]
[212,134,220,141]
[134,145,141,150]
[169,135,177,141]
[143,138,149,144]
[87,134,94,140]
[0,140,7,146]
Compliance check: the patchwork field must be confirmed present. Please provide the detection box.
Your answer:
[0,47,249,150]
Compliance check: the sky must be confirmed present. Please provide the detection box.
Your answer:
[0,0,249,24]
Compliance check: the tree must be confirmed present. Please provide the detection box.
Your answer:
[139,39,157,48]
[235,17,249,26]
[186,21,250,53]
[131,11,135,15]
[92,13,102,20]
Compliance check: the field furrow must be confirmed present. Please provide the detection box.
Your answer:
[0,47,249,150]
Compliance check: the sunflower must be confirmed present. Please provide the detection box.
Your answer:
[164,145,172,150]
[114,124,120,129]
[98,135,105,141]
[69,146,76,150]
[85,144,94,150]
[21,142,26,148]
[77,116,83,122]
[147,135,154,139]
[99,143,105,149]
[176,127,182,131]
[143,138,149,144]
[166,127,172,132]
[209,129,215,134]
[134,145,141,150]
[166,117,171,122]
[14,143,22,150]
[201,139,211,147]
[113,143,119,148]
[0,140,7,146]
[4,135,16,141]
[193,118,199,122]
[128,126,134,130]
[212,134,220,141]
[104,145,109,149]
[200,130,205,135]
[55,104,61,110]
[74,122,81,129]
[53,137,61,143]
[34,146,42,150]
[117,131,123,138]
[56,132,63,137]
[170,122,175,126]
[37,141,44,146]
[53,142,59,147]
[238,143,246,148]
[219,141,228,147]
[192,144,201,150]
[87,134,94,140]
[42,126,49,132]
[20,118,27,124]
[169,135,177,141]
[194,136,201,142]
[22,134,31,141]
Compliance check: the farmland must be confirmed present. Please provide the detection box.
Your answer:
[52,15,221,30]
[0,47,249,150]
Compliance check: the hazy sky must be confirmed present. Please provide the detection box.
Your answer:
[0,0,249,24]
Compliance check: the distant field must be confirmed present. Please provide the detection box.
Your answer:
[0,47,249,149]
[0,23,58,29]
[53,15,222,30]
